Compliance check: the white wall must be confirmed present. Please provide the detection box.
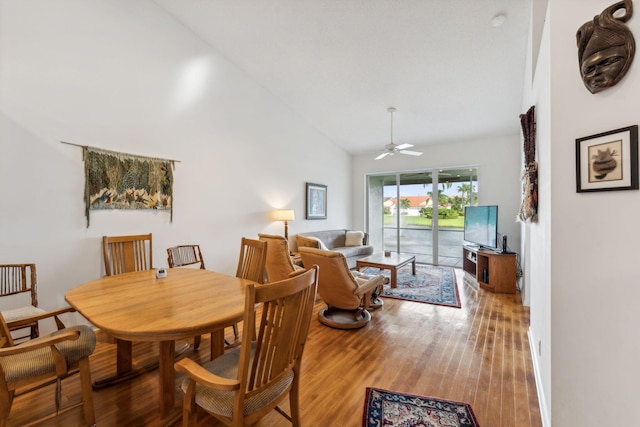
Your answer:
[522,2,552,424]
[352,134,522,269]
[525,1,640,425]
[551,1,640,424]
[0,1,351,325]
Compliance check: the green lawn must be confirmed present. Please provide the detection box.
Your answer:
[384,215,464,229]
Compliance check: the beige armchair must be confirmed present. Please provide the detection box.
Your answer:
[298,247,384,329]
[258,233,303,282]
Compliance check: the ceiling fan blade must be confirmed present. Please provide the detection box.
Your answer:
[375,152,390,160]
[395,143,413,150]
[399,150,423,156]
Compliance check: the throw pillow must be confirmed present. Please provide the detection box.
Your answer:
[296,235,329,250]
[345,230,364,247]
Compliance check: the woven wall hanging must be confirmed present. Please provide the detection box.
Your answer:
[71,144,176,227]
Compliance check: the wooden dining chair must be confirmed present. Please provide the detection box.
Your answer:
[175,266,318,427]
[0,264,46,343]
[167,245,205,269]
[102,233,153,276]
[0,311,96,427]
[0,264,71,345]
[102,233,182,368]
[235,237,268,284]
[167,244,206,349]
[214,237,268,352]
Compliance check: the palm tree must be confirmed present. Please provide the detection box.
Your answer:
[457,183,475,205]
[399,198,411,214]
[439,181,453,193]
[427,190,449,207]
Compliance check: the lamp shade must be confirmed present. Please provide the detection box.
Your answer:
[272,209,295,221]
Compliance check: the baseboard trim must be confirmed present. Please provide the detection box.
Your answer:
[528,327,551,427]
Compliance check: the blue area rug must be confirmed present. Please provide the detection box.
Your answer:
[361,264,460,308]
[363,387,479,427]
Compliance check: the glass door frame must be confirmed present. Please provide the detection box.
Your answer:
[365,166,479,266]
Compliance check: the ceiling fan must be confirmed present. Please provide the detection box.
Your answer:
[375,107,423,160]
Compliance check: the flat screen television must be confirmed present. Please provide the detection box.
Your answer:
[463,205,498,249]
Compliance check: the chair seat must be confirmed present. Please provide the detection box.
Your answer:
[1,305,46,322]
[0,325,96,382]
[182,343,294,418]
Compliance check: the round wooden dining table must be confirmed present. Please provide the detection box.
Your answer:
[65,268,252,418]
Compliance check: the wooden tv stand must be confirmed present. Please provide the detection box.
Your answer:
[462,246,517,294]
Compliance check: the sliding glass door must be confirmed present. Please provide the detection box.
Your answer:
[367,167,478,267]
[435,168,478,266]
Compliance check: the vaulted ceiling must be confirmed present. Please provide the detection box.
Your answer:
[156,0,531,156]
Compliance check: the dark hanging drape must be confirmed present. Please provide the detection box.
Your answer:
[518,106,538,223]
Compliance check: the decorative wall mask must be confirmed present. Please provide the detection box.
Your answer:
[576,0,635,94]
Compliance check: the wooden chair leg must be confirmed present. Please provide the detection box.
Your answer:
[31,323,39,339]
[289,375,301,427]
[224,325,241,349]
[0,388,13,427]
[183,384,198,427]
[54,315,66,330]
[193,335,201,350]
[79,358,95,426]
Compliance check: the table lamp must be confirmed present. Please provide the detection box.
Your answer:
[272,209,295,240]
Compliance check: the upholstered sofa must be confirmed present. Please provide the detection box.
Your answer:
[295,229,374,269]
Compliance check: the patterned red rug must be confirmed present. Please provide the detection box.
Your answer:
[363,387,479,427]
[361,264,461,308]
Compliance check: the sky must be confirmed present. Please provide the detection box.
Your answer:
[384,183,472,197]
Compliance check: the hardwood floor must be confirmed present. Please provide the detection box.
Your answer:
[6,269,542,426]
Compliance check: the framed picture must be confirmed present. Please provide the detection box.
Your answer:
[306,183,327,219]
[576,125,638,192]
